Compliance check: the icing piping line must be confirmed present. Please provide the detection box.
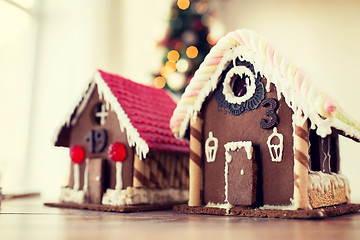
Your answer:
[70,81,96,126]
[52,74,96,144]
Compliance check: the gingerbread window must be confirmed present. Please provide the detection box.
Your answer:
[215,59,265,116]
[93,102,108,125]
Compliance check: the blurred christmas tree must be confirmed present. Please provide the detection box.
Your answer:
[153,0,218,95]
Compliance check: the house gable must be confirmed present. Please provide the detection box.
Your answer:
[201,66,295,205]
[170,29,357,213]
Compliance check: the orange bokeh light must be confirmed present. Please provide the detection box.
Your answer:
[186,46,198,59]
[154,76,166,89]
[195,1,208,14]
[206,33,218,45]
[177,0,190,10]
[165,61,177,72]
[167,50,180,62]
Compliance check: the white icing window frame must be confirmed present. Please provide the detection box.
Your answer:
[222,65,257,105]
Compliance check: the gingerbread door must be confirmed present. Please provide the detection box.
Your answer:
[224,141,257,206]
[87,158,105,204]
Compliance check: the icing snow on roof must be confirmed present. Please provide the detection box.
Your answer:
[170,29,360,141]
[59,70,189,159]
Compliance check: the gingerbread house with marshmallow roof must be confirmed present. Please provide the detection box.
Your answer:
[49,70,190,212]
[170,29,360,218]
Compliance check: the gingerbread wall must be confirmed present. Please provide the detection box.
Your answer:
[201,79,295,206]
[68,86,134,193]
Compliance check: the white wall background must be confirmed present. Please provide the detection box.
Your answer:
[1,0,360,202]
[28,0,172,201]
[0,0,172,200]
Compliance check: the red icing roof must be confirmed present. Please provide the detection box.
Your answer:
[98,70,189,153]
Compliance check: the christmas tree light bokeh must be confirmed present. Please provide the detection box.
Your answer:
[154,0,218,94]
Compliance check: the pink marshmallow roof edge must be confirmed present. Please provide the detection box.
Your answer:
[170,29,360,141]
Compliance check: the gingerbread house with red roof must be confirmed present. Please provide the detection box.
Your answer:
[170,29,360,218]
[52,70,189,211]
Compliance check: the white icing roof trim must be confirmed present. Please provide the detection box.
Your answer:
[52,74,95,145]
[173,29,360,142]
[56,70,149,160]
[94,71,149,159]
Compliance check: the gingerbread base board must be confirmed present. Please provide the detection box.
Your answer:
[44,202,174,213]
[173,203,360,219]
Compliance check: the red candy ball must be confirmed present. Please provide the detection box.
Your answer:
[108,142,126,162]
[70,145,85,164]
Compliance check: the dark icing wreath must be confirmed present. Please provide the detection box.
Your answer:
[215,58,265,116]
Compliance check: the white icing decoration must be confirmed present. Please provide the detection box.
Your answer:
[115,162,123,191]
[101,187,189,206]
[59,187,86,204]
[257,198,296,210]
[205,202,233,214]
[83,159,89,192]
[70,81,96,126]
[240,169,244,175]
[308,171,351,201]
[95,103,109,125]
[223,141,253,203]
[267,127,284,162]
[73,164,80,191]
[222,66,256,104]
[259,204,295,210]
[321,138,331,172]
[224,141,253,162]
[52,79,96,145]
[205,131,218,163]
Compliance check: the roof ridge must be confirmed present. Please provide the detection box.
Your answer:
[170,29,360,141]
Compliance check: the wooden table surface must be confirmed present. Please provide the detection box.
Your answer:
[1,197,360,240]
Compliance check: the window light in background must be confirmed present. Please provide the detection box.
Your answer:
[0,0,37,193]
[10,0,34,9]
[0,0,33,46]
